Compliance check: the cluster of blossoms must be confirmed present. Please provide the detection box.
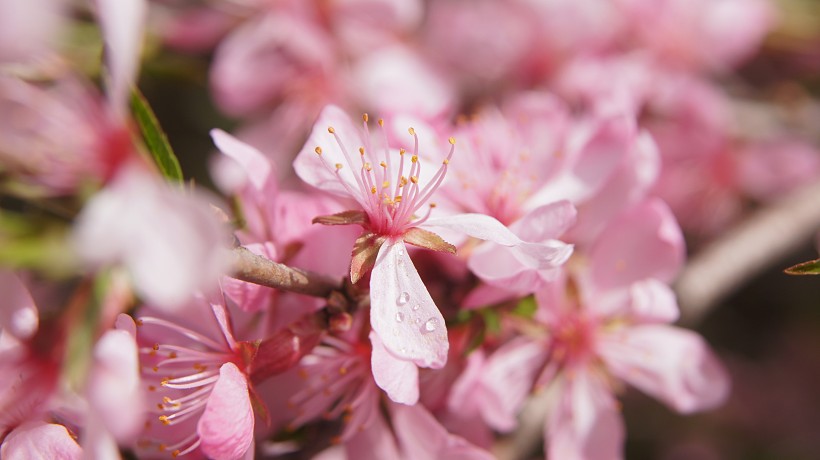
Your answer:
[1,0,818,459]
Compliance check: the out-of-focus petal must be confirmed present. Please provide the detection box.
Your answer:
[0,271,38,340]
[198,362,254,460]
[344,408,401,460]
[95,0,146,117]
[369,331,419,405]
[210,128,276,195]
[586,199,684,293]
[86,326,144,442]
[479,337,546,432]
[369,240,448,368]
[599,325,730,414]
[72,166,230,311]
[391,403,495,460]
[1,421,81,460]
[546,370,624,460]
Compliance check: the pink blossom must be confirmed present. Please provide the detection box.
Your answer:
[0,421,81,460]
[135,301,255,459]
[294,105,571,402]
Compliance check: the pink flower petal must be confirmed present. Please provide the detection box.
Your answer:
[198,362,254,460]
[210,128,276,195]
[369,331,419,405]
[480,337,547,432]
[391,403,494,460]
[599,325,730,414]
[369,240,448,369]
[344,408,401,460]
[87,327,144,442]
[293,105,368,202]
[0,421,81,460]
[546,370,624,460]
[95,0,145,117]
[587,199,684,293]
[0,271,38,340]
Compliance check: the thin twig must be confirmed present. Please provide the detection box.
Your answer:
[676,178,820,325]
[230,246,341,298]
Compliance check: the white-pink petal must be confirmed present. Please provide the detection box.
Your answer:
[198,362,255,460]
[95,0,146,118]
[369,240,448,369]
[210,128,275,195]
[599,325,730,414]
[369,331,419,405]
[391,403,495,460]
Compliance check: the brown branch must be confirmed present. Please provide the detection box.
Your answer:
[229,246,341,298]
[675,178,820,325]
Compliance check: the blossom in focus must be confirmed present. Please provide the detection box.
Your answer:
[294,105,573,403]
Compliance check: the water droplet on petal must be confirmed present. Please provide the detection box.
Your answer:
[412,304,420,311]
[397,292,410,306]
[397,248,405,257]
[423,318,438,333]
[395,312,404,323]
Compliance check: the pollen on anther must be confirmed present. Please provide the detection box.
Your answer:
[315,146,323,155]
[410,176,419,184]
[379,161,387,168]
[328,126,336,134]
[448,137,456,145]
[370,186,377,194]
[382,181,390,189]
[443,159,450,165]
[172,450,181,458]
[378,119,384,127]
[408,127,416,135]
[363,113,369,123]
[359,147,365,155]
[411,155,418,163]
[159,415,170,426]
[335,163,343,170]
[399,148,406,155]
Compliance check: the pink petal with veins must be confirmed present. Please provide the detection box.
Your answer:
[198,362,254,460]
[599,325,730,414]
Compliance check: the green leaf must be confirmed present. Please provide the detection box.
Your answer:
[785,258,820,275]
[130,88,184,182]
[513,295,538,318]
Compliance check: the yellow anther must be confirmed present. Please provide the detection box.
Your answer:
[410,176,419,184]
[430,203,437,208]
[379,161,387,168]
[443,159,450,165]
[364,163,372,171]
[400,176,408,186]
[158,416,170,426]
[394,196,402,202]
[152,343,159,351]
[335,163,343,170]
[147,385,156,392]
[159,443,168,451]
[168,351,177,358]
[408,127,416,136]
[163,397,173,404]
[160,377,170,386]
[339,367,348,375]
[328,126,336,134]
[448,137,456,145]
[359,147,365,155]
[370,186,377,194]
[363,113,369,122]
[172,450,181,458]
[315,146,323,155]
[156,403,164,410]
[378,119,384,127]
[411,155,418,163]
[136,319,143,326]
[382,181,390,189]
[399,148,406,155]
[152,366,159,373]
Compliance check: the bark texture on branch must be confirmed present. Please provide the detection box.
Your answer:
[230,246,341,298]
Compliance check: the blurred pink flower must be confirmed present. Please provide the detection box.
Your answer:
[72,165,230,311]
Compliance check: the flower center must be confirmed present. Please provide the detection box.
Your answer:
[314,114,455,236]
